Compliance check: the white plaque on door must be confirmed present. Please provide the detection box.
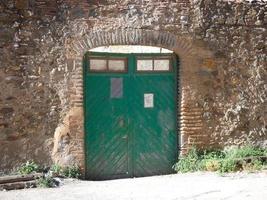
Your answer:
[144,93,154,108]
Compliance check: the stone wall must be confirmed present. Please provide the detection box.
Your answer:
[0,0,266,174]
[197,0,266,147]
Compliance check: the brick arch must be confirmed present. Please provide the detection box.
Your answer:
[71,28,195,58]
[56,28,204,173]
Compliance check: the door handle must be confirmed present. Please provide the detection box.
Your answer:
[122,135,128,140]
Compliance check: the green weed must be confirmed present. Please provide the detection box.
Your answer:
[174,146,267,173]
[37,175,55,188]
[18,160,40,175]
[50,164,63,176]
[224,146,266,159]
[62,165,81,178]
[173,147,202,173]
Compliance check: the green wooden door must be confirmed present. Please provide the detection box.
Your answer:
[84,52,178,180]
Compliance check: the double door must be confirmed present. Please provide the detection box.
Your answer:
[84,52,178,180]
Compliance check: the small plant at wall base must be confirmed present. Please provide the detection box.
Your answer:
[37,175,55,188]
[50,164,63,177]
[18,160,41,175]
[200,150,225,172]
[13,161,82,189]
[172,147,202,173]
[173,146,267,173]
[62,165,81,178]
[36,164,82,188]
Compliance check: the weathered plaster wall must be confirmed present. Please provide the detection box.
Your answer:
[0,0,266,173]
[197,0,267,147]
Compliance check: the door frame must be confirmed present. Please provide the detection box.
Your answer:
[83,51,180,179]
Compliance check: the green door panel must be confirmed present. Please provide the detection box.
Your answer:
[131,74,177,177]
[84,52,178,180]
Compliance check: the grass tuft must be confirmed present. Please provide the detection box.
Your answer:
[174,146,267,173]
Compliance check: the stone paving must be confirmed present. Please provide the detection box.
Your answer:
[1,172,267,200]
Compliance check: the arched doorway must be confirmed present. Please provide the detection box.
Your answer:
[83,46,179,179]
[56,29,204,179]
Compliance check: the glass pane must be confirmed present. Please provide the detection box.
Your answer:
[90,59,107,70]
[109,60,125,71]
[110,78,123,98]
[137,59,153,71]
[154,59,170,71]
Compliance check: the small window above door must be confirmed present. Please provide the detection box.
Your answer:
[90,59,107,71]
[108,59,126,71]
[136,56,172,72]
[154,59,170,71]
[88,57,127,72]
[137,59,153,71]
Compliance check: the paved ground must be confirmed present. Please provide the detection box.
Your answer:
[1,172,267,200]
